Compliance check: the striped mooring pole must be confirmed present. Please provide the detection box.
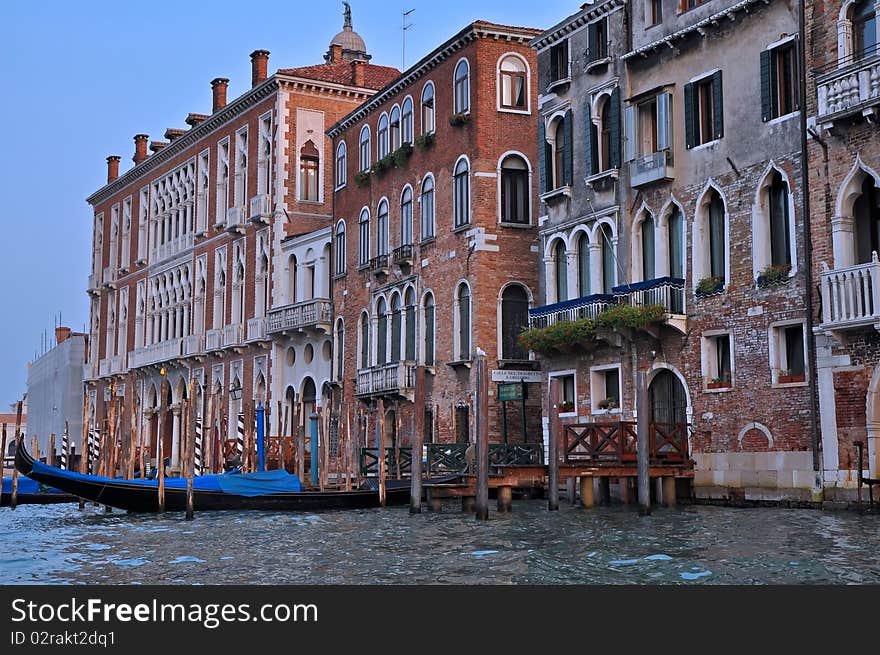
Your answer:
[61,427,70,471]
[194,415,203,476]
[87,429,100,474]
[236,413,245,467]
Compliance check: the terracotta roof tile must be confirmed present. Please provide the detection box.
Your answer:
[472,20,544,35]
[277,61,401,90]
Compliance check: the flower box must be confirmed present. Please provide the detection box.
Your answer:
[557,401,575,413]
[706,381,730,390]
[448,112,471,126]
[695,276,724,297]
[757,264,792,288]
[778,374,806,384]
[414,133,435,151]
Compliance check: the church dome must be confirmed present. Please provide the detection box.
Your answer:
[326,2,370,62]
[330,26,367,54]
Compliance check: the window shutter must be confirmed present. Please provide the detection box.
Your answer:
[624,105,635,162]
[550,48,558,82]
[538,120,547,193]
[584,102,594,176]
[657,92,671,152]
[587,22,598,62]
[760,49,772,122]
[609,87,621,169]
[683,83,695,150]
[564,109,574,186]
[713,70,724,139]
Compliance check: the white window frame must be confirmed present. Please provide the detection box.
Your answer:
[335,141,347,190]
[701,329,735,392]
[496,52,531,114]
[453,57,471,115]
[590,363,623,415]
[359,125,371,171]
[549,369,578,418]
[421,81,436,135]
[769,320,809,388]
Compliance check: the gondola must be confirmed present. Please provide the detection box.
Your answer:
[1,476,77,507]
[15,440,456,513]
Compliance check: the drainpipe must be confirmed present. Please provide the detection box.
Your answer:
[798,1,821,475]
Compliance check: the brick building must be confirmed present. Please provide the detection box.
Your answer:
[84,9,398,473]
[806,0,880,497]
[327,21,543,453]
[531,0,816,501]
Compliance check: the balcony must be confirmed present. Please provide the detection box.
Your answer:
[102,266,117,289]
[266,299,333,334]
[128,338,184,369]
[392,244,414,267]
[226,206,246,232]
[150,233,194,264]
[369,254,390,276]
[820,258,880,332]
[246,317,269,343]
[87,272,101,294]
[612,277,687,334]
[83,362,98,381]
[98,358,112,377]
[630,149,674,188]
[356,361,417,398]
[110,354,127,375]
[182,333,205,357]
[528,293,615,329]
[817,53,880,126]
[206,329,223,351]
[222,323,243,348]
[249,194,272,224]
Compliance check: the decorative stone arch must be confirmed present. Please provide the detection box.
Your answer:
[832,155,880,267]
[864,364,880,477]
[453,279,473,360]
[496,150,533,224]
[544,233,571,303]
[692,178,731,289]
[496,281,534,361]
[737,421,774,451]
[752,160,798,279]
[452,56,471,114]
[658,195,687,279]
[836,0,878,64]
[631,202,656,282]
[648,363,693,425]
[496,51,532,113]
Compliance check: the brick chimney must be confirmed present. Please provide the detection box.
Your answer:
[55,326,71,345]
[211,78,229,113]
[164,128,186,141]
[106,155,121,183]
[133,134,149,165]
[185,113,209,128]
[329,43,343,63]
[149,140,169,153]
[250,50,270,87]
[352,60,366,87]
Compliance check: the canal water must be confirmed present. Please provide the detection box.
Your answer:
[1,501,878,584]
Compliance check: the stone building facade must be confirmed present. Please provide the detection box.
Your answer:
[327,21,543,452]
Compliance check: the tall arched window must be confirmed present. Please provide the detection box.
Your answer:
[578,234,591,297]
[390,106,401,152]
[453,158,470,228]
[335,319,344,381]
[299,140,319,201]
[852,0,877,60]
[600,224,615,294]
[501,285,529,360]
[376,297,388,365]
[855,175,880,264]
[554,240,568,302]
[423,293,435,366]
[390,293,402,363]
[358,208,370,266]
[335,221,347,275]
[405,288,416,361]
[377,199,389,256]
[554,118,567,189]
[359,311,370,369]
[421,82,435,134]
[359,126,371,171]
[499,55,526,109]
[769,172,792,267]
[335,141,347,188]
[400,186,413,246]
[708,190,726,280]
[641,217,655,281]
[454,59,470,114]
[456,283,471,361]
[501,155,529,224]
[401,97,414,144]
[668,207,684,279]
[377,113,389,159]
[420,175,435,241]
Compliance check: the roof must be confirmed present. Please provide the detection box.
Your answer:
[278,61,401,90]
[0,413,26,428]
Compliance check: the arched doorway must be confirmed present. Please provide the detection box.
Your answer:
[649,369,688,456]
[301,377,317,463]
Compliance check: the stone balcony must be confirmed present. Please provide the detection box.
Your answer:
[102,266,117,289]
[128,338,183,369]
[222,323,243,348]
[226,206,246,232]
[817,53,880,127]
[205,329,223,351]
[266,299,333,335]
[820,257,880,332]
[630,149,674,188]
[249,194,272,224]
[528,293,615,330]
[83,362,98,381]
[110,354,127,375]
[150,233,194,264]
[246,317,269,343]
[182,333,205,357]
[356,361,417,399]
[87,272,101,294]
[98,357,112,377]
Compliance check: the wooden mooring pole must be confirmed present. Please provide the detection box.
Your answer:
[10,401,24,510]
[548,378,560,511]
[410,367,425,514]
[79,393,89,510]
[0,423,7,484]
[186,392,195,521]
[377,400,387,507]
[475,353,489,521]
[636,370,651,516]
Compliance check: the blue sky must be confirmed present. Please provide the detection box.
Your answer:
[0,0,573,406]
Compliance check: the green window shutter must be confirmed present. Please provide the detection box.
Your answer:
[609,87,621,169]
[624,105,635,161]
[587,22,598,62]
[564,109,574,186]
[584,102,595,176]
[683,82,695,150]
[550,48,558,82]
[713,70,724,139]
[760,49,773,122]
[538,120,547,193]
[657,92,671,152]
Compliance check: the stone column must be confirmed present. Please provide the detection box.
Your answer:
[837,18,852,65]
[543,257,556,302]
[831,215,855,268]
[589,243,603,296]
[566,253,579,300]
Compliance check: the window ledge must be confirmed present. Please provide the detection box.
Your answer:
[333,272,347,280]
[335,183,347,191]
[584,57,611,74]
[690,139,721,152]
[592,408,622,416]
[766,110,800,126]
[703,385,733,393]
[584,169,619,186]
[772,380,809,389]
[357,263,370,272]
[452,223,472,234]
[558,411,578,419]
[447,359,473,369]
[420,237,436,247]
[498,106,531,115]
[540,186,571,203]
[498,220,533,229]
[546,78,572,94]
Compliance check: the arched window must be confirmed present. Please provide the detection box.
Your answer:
[335,319,344,381]
[358,208,370,266]
[405,288,416,361]
[299,140,319,201]
[454,59,470,114]
[421,82,435,134]
[501,285,529,360]
[855,175,880,263]
[554,119,567,190]
[390,294,402,363]
[577,233,591,297]
[599,97,613,173]
[376,297,388,365]
[359,311,370,369]
[390,106,401,152]
[641,216,655,281]
[453,157,470,228]
[696,188,727,286]
[423,293,435,366]
[456,283,471,361]
[668,206,684,279]
[500,55,526,109]
[708,190,726,280]
[600,223,615,294]
[335,141,347,188]
[377,113,389,160]
[286,255,297,304]
[376,199,389,256]
[769,171,792,267]
[420,175,435,241]
[852,0,877,60]
[335,221,346,276]
[500,155,529,224]
[401,97,414,144]
[554,240,568,302]
[359,126,371,171]
[400,186,413,246]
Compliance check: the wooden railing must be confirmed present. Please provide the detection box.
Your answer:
[488,443,543,467]
[563,421,688,465]
[426,443,469,475]
[360,447,412,477]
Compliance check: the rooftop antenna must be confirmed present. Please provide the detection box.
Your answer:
[402,9,415,71]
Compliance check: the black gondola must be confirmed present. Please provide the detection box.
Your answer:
[15,440,454,513]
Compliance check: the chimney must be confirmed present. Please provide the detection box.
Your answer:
[211,77,229,113]
[133,134,149,165]
[106,155,121,183]
[149,141,169,153]
[250,49,270,87]
[55,326,71,346]
[185,113,209,128]
[164,128,186,141]
[352,60,365,87]
[329,43,343,63]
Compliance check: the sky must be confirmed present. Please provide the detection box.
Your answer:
[0,0,574,406]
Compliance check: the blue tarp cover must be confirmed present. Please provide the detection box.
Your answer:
[1,477,67,495]
[23,461,302,497]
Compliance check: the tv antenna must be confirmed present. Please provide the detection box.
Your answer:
[402,9,415,70]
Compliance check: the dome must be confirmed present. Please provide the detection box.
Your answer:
[330,26,367,55]
[325,2,370,62]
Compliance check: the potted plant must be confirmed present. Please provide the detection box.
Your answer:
[707,372,732,389]
[370,154,394,177]
[354,170,371,187]
[695,276,724,296]
[391,143,413,168]
[414,133,435,151]
[597,397,618,411]
[778,369,806,384]
[757,264,792,288]
[448,112,471,127]
[557,400,575,413]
